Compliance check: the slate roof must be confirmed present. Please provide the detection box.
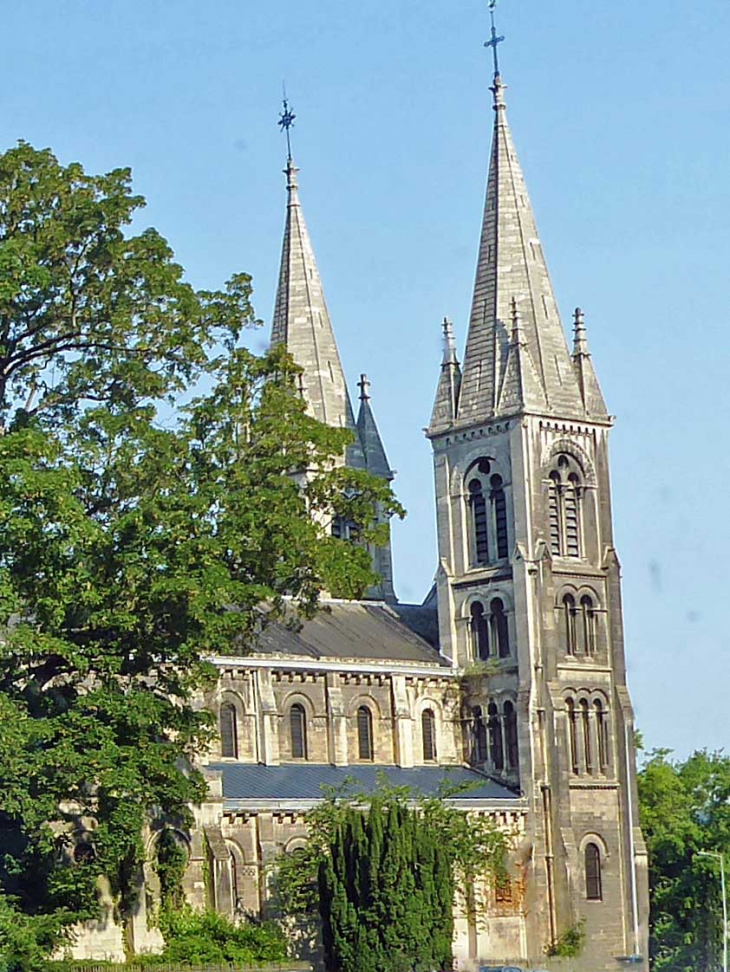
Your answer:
[391,603,440,650]
[207,762,521,807]
[251,601,446,666]
[453,75,590,426]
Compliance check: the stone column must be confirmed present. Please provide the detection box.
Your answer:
[325,673,348,765]
[574,704,586,775]
[255,669,280,765]
[390,675,414,767]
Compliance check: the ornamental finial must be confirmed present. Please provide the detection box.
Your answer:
[358,374,371,402]
[278,84,296,161]
[573,307,590,356]
[511,297,525,344]
[442,317,458,365]
[485,0,505,79]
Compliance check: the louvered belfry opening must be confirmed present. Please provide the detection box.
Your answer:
[491,474,509,559]
[469,479,489,564]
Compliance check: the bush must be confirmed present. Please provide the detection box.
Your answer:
[546,918,586,958]
[0,894,70,972]
[147,906,289,966]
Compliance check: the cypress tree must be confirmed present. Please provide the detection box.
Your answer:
[318,855,336,971]
[317,798,455,972]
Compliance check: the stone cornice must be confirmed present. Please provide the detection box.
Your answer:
[211,655,455,680]
[221,797,527,813]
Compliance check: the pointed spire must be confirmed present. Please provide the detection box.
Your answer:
[428,317,463,433]
[356,375,393,481]
[356,375,396,604]
[455,58,588,424]
[496,297,548,414]
[270,154,365,468]
[571,308,609,419]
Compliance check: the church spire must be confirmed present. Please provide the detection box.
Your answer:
[356,374,393,480]
[496,297,548,413]
[429,317,462,433]
[270,101,365,468]
[455,29,587,424]
[571,307,609,419]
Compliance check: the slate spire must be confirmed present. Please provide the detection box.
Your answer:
[456,74,586,423]
[496,297,547,413]
[271,157,365,467]
[571,307,609,419]
[356,375,393,480]
[356,374,397,603]
[429,318,462,433]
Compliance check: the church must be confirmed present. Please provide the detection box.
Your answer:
[82,25,650,972]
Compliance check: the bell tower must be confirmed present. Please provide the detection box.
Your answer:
[426,20,649,967]
[270,99,396,602]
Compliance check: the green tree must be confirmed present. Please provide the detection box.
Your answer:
[318,803,453,972]
[0,141,252,427]
[276,779,509,972]
[638,749,730,972]
[0,144,403,969]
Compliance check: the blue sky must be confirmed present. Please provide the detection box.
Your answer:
[3,0,729,758]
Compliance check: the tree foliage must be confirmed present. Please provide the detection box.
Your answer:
[638,749,730,972]
[275,778,509,972]
[0,143,403,968]
[152,907,289,968]
[0,142,252,427]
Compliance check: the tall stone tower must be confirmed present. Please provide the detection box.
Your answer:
[426,64,649,966]
[271,153,397,602]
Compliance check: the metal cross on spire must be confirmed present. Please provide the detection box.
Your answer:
[278,84,296,160]
[485,0,505,78]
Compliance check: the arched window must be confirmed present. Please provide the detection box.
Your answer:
[220,703,238,759]
[490,598,510,658]
[565,473,582,557]
[289,704,307,760]
[566,698,579,774]
[421,709,437,762]
[74,842,96,864]
[231,850,239,910]
[563,594,577,654]
[548,472,562,556]
[473,706,488,764]
[357,706,374,761]
[504,701,519,772]
[547,455,584,558]
[595,699,609,771]
[471,602,490,660]
[580,699,592,774]
[585,843,603,901]
[332,516,359,542]
[469,479,489,565]
[156,830,189,910]
[488,702,504,771]
[491,474,509,560]
[581,595,597,654]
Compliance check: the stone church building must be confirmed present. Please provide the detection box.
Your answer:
[74,51,650,972]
